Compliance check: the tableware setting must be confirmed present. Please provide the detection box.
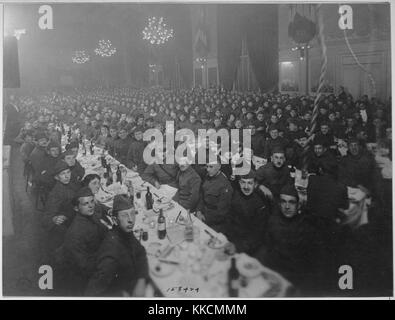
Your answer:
[205,230,227,249]
[75,142,292,298]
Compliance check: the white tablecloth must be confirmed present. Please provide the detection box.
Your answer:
[76,147,291,297]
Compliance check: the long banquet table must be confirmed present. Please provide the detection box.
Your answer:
[75,144,292,298]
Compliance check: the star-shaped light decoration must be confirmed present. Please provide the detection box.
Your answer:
[72,50,90,64]
[95,39,117,57]
[142,17,174,45]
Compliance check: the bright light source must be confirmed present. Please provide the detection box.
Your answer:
[14,29,26,40]
[281,61,293,66]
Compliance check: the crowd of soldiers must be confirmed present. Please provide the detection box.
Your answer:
[11,86,392,296]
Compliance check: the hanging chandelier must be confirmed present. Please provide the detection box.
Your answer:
[95,39,117,57]
[142,17,174,45]
[72,50,90,64]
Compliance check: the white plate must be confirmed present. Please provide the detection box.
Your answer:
[236,256,263,278]
[207,238,226,249]
[96,192,114,204]
[149,258,176,278]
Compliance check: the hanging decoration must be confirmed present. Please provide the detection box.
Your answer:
[94,39,117,57]
[72,50,90,64]
[288,12,317,44]
[142,17,174,45]
[310,4,328,135]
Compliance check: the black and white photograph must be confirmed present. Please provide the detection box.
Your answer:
[1,1,393,300]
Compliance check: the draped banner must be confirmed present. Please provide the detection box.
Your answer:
[3,36,20,88]
[244,4,279,92]
[217,5,243,90]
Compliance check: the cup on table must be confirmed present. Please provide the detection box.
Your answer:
[142,229,149,241]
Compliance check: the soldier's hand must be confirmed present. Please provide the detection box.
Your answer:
[196,211,205,222]
[154,181,161,189]
[132,278,147,297]
[53,215,67,225]
[259,185,273,200]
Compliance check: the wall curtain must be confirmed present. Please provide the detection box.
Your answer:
[217,5,243,90]
[244,4,279,92]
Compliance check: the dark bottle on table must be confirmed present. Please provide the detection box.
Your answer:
[83,141,87,156]
[289,165,296,179]
[228,257,240,297]
[89,140,94,155]
[145,187,153,210]
[116,165,122,184]
[106,165,113,186]
[157,209,166,240]
[100,154,107,168]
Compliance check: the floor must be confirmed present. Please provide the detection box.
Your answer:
[3,147,48,296]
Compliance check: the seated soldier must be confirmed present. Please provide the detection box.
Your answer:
[223,170,270,255]
[306,158,349,239]
[141,148,178,188]
[263,125,289,160]
[62,148,85,186]
[172,157,201,212]
[196,160,233,233]
[314,122,337,152]
[256,147,292,201]
[42,161,81,254]
[249,124,266,159]
[126,126,147,174]
[85,195,149,297]
[82,173,111,214]
[255,184,324,293]
[105,126,119,156]
[20,131,35,164]
[65,140,80,158]
[35,141,61,191]
[114,127,132,165]
[29,132,49,181]
[308,135,337,175]
[338,137,381,197]
[94,125,112,149]
[58,187,109,296]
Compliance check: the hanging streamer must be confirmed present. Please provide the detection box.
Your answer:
[310,4,328,135]
[343,29,377,98]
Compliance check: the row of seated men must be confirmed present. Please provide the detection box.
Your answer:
[15,126,388,296]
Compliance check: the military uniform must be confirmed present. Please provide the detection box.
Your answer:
[85,228,149,297]
[42,181,81,252]
[70,160,85,186]
[126,140,147,174]
[338,151,380,193]
[263,136,289,159]
[35,154,59,190]
[198,171,233,232]
[251,133,266,158]
[141,163,178,188]
[256,163,292,199]
[59,208,108,295]
[255,207,324,291]
[114,136,133,165]
[105,136,118,157]
[29,146,47,181]
[223,189,270,255]
[173,166,201,211]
